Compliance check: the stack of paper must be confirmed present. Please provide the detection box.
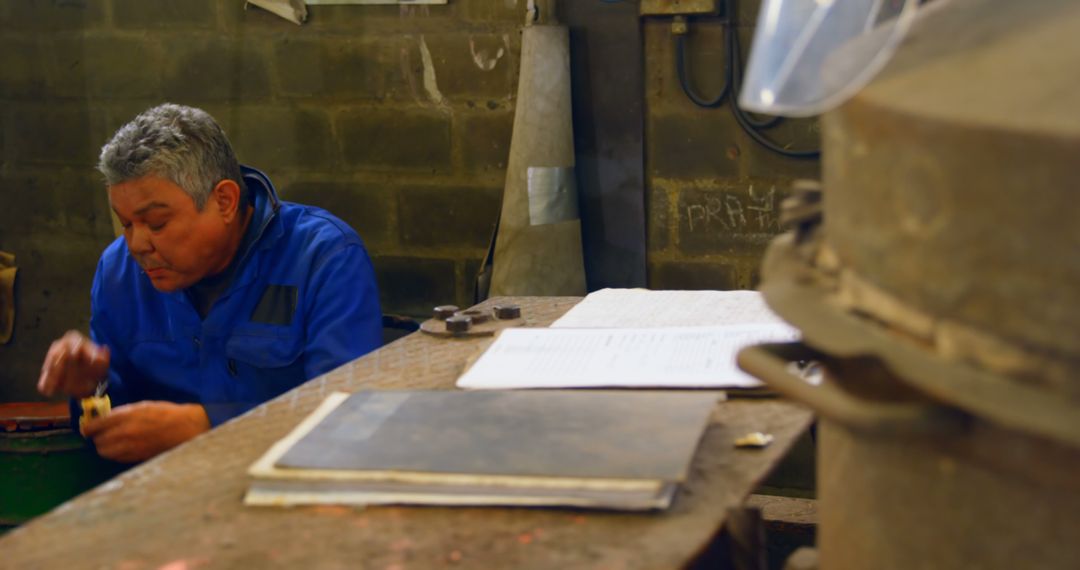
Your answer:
[457,289,799,390]
[456,324,797,390]
[245,390,721,511]
[551,288,787,328]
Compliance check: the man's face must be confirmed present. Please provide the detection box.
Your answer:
[109,176,231,292]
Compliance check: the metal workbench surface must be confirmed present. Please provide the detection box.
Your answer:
[0,296,812,570]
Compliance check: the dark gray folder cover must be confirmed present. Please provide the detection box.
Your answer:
[275,390,719,482]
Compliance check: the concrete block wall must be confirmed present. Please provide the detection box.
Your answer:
[0,0,521,401]
[0,0,819,402]
[643,0,821,290]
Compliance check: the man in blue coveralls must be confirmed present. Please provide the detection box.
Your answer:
[36,103,383,463]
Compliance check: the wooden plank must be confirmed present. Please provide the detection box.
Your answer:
[0,296,812,569]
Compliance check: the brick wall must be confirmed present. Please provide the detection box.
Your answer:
[0,0,818,402]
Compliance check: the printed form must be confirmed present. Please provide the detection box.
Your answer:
[457,289,800,390]
[456,324,799,390]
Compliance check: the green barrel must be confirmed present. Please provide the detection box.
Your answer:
[0,403,126,532]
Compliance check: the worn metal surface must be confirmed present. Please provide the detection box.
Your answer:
[755,236,1080,569]
[0,402,70,432]
[744,5,1080,565]
[757,246,1080,449]
[748,0,1080,452]
[818,418,1080,570]
[0,296,812,570]
[742,324,1080,568]
[821,0,1080,393]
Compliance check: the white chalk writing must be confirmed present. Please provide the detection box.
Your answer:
[685,185,779,233]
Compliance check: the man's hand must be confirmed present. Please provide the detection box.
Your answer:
[38,330,110,398]
[81,401,211,463]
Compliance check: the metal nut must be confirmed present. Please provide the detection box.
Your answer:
[445,315,472,332]
[433,305,460,320]
[457,309,491,325]
[493,304,521,320]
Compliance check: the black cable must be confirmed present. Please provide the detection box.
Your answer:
[672,0,820,159]
[730,95,820,159]
[675,32,730,108]
[740,109,783,130]
[724,9,783,130]
[727,9,821,159]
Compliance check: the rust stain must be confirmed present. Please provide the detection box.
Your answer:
[157,558,209,570]
[309,505,352,517]
[516,532,533,545]
[447,550,463,563]
[0,402,70,431]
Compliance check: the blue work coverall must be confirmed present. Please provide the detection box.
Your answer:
[87,166,382,426]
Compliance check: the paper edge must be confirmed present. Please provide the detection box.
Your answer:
[244,481,676,511]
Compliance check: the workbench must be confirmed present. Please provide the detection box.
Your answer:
[0,297,813,569]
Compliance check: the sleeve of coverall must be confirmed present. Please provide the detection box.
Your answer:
[301,242,383,381]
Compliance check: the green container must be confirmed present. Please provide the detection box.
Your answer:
[0,403,126,532]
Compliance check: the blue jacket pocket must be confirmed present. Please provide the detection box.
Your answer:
[225,325,304,368]
[225,326,306,398]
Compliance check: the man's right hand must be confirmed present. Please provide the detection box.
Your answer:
[37,330,110,399]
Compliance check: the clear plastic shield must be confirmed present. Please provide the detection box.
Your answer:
[739,0,918,117]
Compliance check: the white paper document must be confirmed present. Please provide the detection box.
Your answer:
[456,324,800,390]
[551,288,786,328]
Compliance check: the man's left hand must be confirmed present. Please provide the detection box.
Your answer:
[81,401,211,463]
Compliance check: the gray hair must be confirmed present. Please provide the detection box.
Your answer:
[98,103,245,210]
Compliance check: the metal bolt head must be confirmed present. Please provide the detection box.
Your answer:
[433,305,460,320]
[494,304,521,320]
[445,315,472,332]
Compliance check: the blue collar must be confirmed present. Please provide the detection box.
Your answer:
[240,165,283,254]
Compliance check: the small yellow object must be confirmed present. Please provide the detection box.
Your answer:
[79,394,111,434]
[734,432,774,449]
